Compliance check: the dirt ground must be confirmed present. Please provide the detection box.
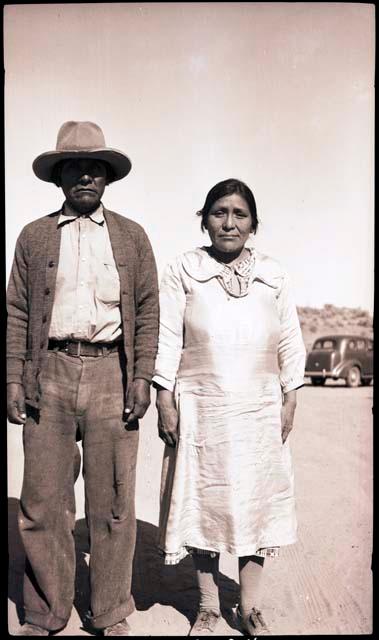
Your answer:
[8,380,373,636]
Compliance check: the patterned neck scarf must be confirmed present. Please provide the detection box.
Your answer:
[208,247,255,297]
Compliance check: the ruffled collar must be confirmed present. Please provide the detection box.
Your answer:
[181,246,283,289]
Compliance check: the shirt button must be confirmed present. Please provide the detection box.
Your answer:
[45,288,50,295]
[80,281,85,286]
[82,258,86,262]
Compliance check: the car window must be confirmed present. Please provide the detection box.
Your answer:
[356,339,366,350]
[347,340,356,350]
[368,340,373,350]
[313,339,336,350]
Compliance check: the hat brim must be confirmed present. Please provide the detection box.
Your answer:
[32,148,132,183]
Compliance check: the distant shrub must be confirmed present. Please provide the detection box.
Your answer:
[296,304,372,339]
[355,310,368,318]
[358,317,372,327]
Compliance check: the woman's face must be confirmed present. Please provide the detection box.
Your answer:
[206,193,253,255]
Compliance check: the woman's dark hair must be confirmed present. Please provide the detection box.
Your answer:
[196,178,259,234]
[51,159,115,187]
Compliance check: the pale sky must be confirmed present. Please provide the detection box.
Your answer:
[4,2,375,311]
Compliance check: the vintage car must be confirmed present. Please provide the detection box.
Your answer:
[305,334,373,387]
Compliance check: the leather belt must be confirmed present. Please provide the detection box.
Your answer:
[48,339,122,357]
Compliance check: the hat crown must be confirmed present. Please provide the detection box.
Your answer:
[56,121,106,151]
[33,120,132,183]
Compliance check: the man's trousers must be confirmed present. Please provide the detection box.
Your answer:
[19,348,139,631]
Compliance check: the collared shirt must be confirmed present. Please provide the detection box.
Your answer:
[48,202,122,343]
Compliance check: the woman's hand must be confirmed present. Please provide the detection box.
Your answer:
[281,389,297,444]
[156,386,179,447]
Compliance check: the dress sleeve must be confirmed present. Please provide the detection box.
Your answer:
[276,272,306,393]
[152,259,186,392]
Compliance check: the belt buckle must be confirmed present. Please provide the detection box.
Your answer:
[65,341,81,357]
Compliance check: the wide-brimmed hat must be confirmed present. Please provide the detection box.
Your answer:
[32,121,132,183]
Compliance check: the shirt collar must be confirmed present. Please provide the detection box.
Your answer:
[181,246,282,288]
[181,246,254,281]
[57,202,105,227]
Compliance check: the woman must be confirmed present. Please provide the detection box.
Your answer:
[153,178,306,636]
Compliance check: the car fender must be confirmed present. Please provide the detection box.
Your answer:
[334,359,362,378]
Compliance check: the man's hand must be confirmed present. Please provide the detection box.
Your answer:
[156,387,179,447]
[7,383,26,424]
[281,389,297,444]
[124,378,151,423]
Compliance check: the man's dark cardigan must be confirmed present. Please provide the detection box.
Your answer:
[7,207,159,408]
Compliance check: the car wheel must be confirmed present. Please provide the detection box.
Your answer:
[346,366,361,388]
[311,377,326,386]
[361,378,372,386]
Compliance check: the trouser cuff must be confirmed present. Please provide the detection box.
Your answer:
[24,608,68,632]
[90,597,135,630]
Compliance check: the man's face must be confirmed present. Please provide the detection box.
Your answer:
[60,158,107,214]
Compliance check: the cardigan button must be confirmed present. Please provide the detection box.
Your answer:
[45,288,50,295]
[48,260,55,268]
[42,315,47,323]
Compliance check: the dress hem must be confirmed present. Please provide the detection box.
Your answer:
[158,538,297,565]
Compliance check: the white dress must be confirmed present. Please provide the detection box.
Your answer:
[153,247,306,564]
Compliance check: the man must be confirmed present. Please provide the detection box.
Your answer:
[7,121,159,636]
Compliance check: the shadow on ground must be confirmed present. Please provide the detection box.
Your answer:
[8,498,240,633]
[132,519,240,631]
